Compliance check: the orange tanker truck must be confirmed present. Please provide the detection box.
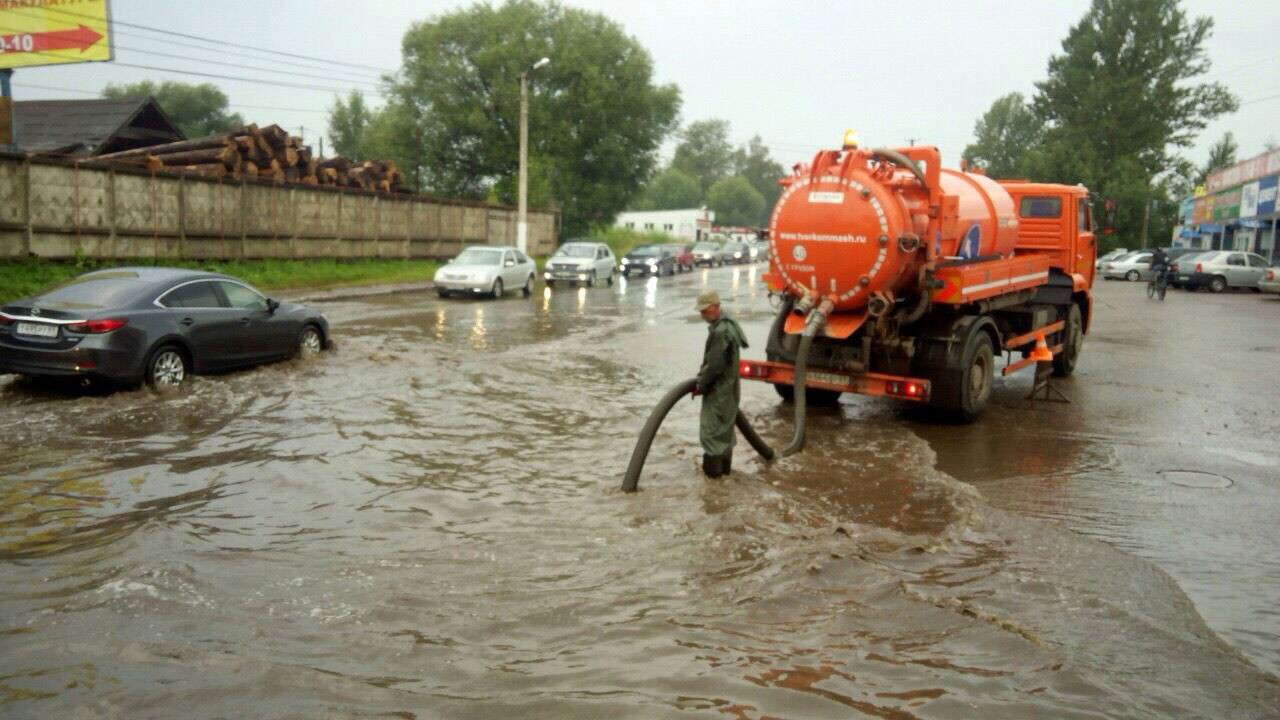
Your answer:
[740,135,1096,421]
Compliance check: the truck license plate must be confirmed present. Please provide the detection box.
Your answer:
[16,322,59,338]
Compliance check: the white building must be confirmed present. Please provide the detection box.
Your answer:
[614,208,714,242]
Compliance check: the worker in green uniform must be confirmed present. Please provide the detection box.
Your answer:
[693,290,749,477]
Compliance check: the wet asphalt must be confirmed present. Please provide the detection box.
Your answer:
[0,265,1277,718]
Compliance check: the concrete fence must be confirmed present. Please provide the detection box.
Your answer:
[0,152,559,261]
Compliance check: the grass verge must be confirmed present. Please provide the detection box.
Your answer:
[0,258,441,303]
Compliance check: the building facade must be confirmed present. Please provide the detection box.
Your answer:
[614,208,714,242]
[1174,147,1280,263]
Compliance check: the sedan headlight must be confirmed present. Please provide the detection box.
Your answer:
[646,259,657,265]
[734,252,742,258]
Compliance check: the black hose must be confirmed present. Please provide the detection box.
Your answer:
[735,411,775,461]
[779,332,815,456]
[621,378,698,493]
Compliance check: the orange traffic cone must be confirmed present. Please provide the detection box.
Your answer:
[1029,332,1053,363]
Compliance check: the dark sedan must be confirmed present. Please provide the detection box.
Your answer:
[619,245,677,277]
[0,267,330,389]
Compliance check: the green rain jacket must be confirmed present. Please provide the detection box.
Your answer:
[697,316,749,456]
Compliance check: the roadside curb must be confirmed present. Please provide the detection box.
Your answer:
[281,281,436,303]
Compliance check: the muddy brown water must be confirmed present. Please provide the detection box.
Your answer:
[1,270,1277,718]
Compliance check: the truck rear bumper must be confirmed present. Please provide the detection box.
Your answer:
[739,359,931,402]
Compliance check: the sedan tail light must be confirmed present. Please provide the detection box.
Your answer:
[1195,263,1203,273]
[1268,270,1276,281]
[0,315,12,326]
[66,318,128,334]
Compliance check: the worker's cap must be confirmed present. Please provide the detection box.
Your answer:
[694,290,721,311]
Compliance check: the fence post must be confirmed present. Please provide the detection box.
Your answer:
[239,179,247,259]
[21,156,31,256]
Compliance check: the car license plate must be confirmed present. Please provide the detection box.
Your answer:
[16,321,59,338]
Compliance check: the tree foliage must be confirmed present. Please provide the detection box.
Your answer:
[389,0,680,238]
[706,176,765,227]
[1031,0,1237,246]
[732,135,786,219]
[102,81,244,139]
[327,91,372,160]
[1195,131,1237,187]
[962,93,1043,178]
[671,119,735,193]
[633,167,703,210]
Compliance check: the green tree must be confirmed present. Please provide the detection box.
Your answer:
[327,91,372,160]
[633,167,703,210]
[732,135,785,220]
[1195,131,1237,187]
[706,176,765,227]
[388,0,680,238]
[102,81,244,139]
[671,119,734,193]
[1032,0,1237,245]
[962,92,1044,178]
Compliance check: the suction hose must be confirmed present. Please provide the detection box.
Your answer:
[619,304,826,493]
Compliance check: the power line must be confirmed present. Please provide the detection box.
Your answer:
[11,81,334,116]
[7,2,395,75]
[0,24,387,91]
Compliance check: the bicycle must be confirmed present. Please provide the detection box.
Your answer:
[1146,267,1169,301]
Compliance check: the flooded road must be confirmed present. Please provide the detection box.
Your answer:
[1,269,1277,718]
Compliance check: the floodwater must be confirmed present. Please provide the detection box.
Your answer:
[1,269,1277,718]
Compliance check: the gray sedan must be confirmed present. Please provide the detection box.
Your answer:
[1101,251,1155,281]
[1184,251,1273,292]
[0,267,329,388]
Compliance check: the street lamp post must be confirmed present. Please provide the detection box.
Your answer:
[518,57,550,255]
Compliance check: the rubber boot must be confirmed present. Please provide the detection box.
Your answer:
[703,453,725,478]
[721,451,733,475]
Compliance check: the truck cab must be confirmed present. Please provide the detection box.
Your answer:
[1000,183,1097,290]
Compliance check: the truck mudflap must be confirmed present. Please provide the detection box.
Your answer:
[739,359,931,402]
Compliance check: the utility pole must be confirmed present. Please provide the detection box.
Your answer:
[906,137,917,147]
[1140,195,1152,249]
[518,57,550,255]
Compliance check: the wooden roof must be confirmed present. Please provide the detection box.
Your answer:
[12,96,185,157]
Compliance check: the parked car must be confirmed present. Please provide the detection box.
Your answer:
[619,245,677,277]
[692,241,727,267]
[1101,251,1155,281]
[543,241,616,287]
[1169,251,1212,289]
[1259,267,1280,295]
[664,244,695,272]
[1095,248,1129,270]
[1184,251,1273,293]
[745,240,767,262]
[435,246,536,299]
[0,267,329,389]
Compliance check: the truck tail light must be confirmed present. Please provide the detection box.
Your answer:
[740,361,771,379]
[886,380,929,400]
[66,318,128,334]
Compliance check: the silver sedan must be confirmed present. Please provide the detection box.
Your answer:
[434,246,536,299]
[1101,251,1155,281]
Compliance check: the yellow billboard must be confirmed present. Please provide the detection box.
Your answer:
[0,0,112,70]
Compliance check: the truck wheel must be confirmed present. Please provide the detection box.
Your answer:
[928,329,993,423]
[1053,303,1082,377]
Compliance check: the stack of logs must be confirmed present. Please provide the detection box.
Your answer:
[95,123,408,193]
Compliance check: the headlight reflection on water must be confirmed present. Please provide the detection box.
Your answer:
[645,276,658,309]
[470,306,487,349]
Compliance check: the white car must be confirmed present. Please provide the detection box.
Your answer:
[1095,248,1129,270]
[434,246,536,299]
[1101,251,1155,281]
[544,241,617,287]
[1260,267,1280,295]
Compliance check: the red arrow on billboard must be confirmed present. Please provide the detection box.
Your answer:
[3,25,104,54]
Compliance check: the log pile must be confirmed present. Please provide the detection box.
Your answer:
[95,124,409,193]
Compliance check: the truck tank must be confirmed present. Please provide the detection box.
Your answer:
[767,145,1019,312]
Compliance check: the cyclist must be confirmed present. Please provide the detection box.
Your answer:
[1149,247,1171,286]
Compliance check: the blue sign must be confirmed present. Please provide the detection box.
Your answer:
[960,224,981,259]
[1258,175,1277,217]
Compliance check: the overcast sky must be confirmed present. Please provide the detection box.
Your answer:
[9,0,1279,172]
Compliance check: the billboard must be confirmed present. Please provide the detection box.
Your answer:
[0,0,112,70]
